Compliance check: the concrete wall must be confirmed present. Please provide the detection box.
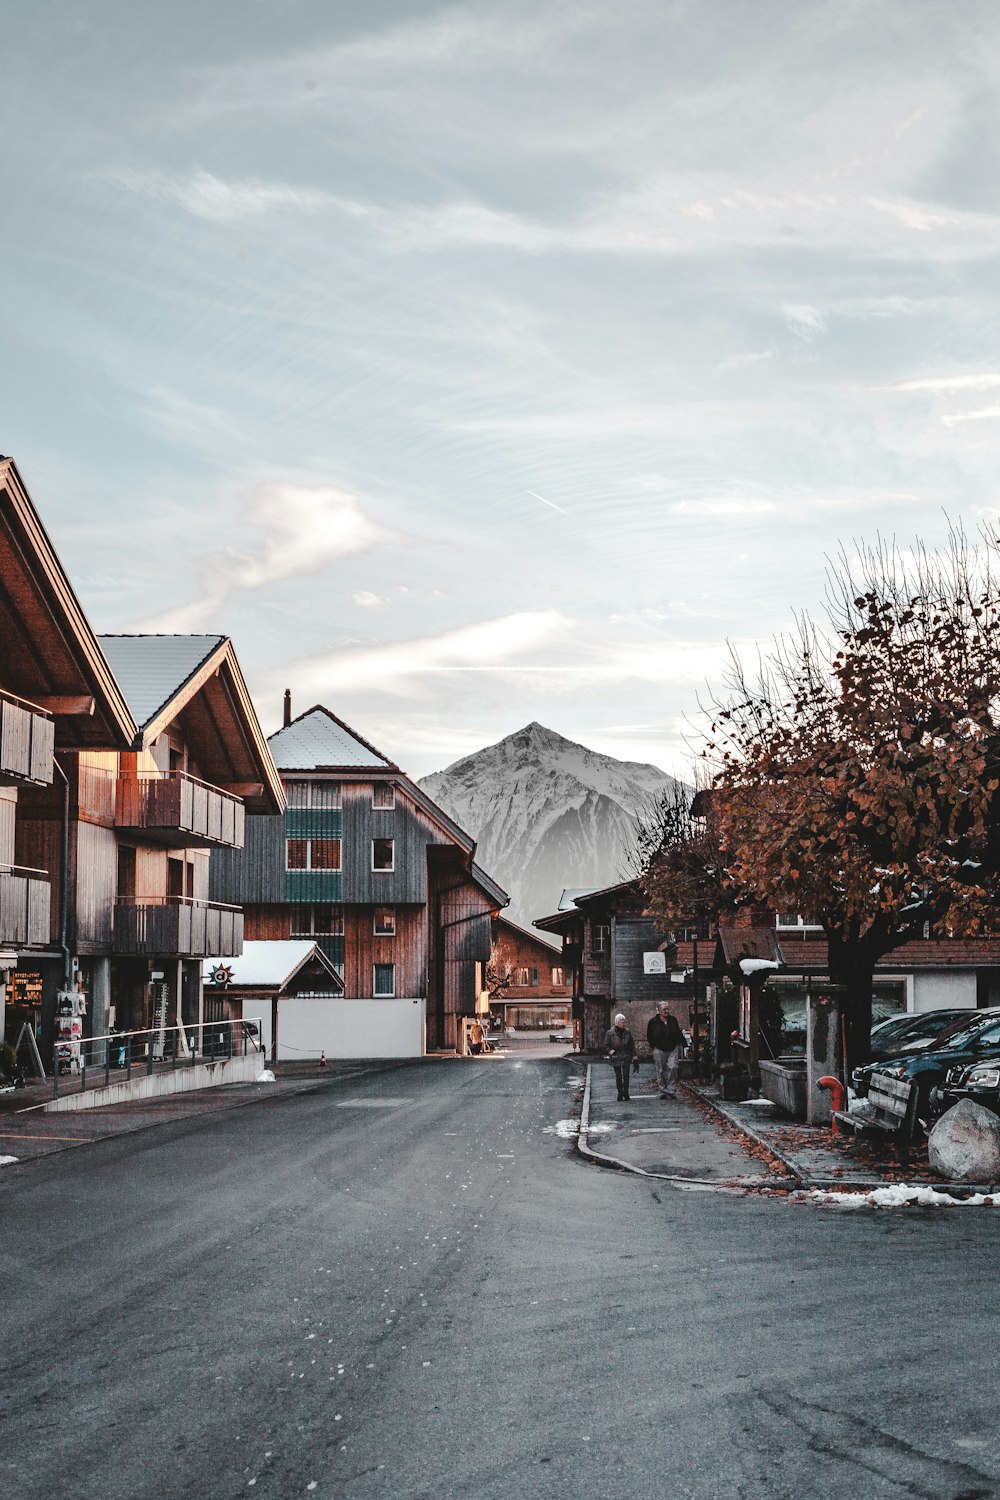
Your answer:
[44,1051,262,1112]
[275,996,425,1059]
[912,971,977,1012]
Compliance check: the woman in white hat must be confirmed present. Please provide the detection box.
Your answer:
[604,1012,636,1101]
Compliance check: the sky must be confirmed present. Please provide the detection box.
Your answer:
[5,1,1000,780]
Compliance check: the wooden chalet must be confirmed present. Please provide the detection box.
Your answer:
[202,940,344,1058]
[535,879,705,1053]
[490,915,572,1031]
[0,456,284,1061]
[209,701,509,1053]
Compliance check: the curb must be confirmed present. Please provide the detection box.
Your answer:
[576,1065,795,1193]
[685,1083,808,1186]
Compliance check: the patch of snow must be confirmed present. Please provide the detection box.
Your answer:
[739,958,780,976]
[794,1184,1000,1209]
[0,1156,18,1167]
[743,1097,778,1109]
[256,1070,276,1083]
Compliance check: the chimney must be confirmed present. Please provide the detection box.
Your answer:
[283,688,292,727]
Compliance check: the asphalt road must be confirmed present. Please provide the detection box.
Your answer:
[3,1056,1000,1500]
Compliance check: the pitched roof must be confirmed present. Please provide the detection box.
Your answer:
[0,457,137,749]
[267,705,398,771]
[98,634,226,731]
[203,940,343,992]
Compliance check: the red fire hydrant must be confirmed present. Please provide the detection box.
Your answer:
[817,1075,845,1134]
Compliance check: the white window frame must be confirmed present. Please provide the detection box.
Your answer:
[373,962,396,997]
[592,924,610,955]
[372,783,395,810]
[775,912,822,930]
[374,906,396,937]
[286,837,342,872]
[372,837,394,872]
[290,904,344,938]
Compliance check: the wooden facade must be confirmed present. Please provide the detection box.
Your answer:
[210,704,508,1053]
[0,456,282,1059]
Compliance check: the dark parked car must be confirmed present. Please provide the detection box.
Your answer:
[854,1009,1000,1126]
[867,1008,971,1065]
[930,1057,1000,1121]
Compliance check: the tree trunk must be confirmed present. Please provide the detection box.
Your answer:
[826,935,877,1074]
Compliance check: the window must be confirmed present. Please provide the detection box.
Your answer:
[374,963,395,997]
[287,838,341,870]
[593,924,610,955]
[372,783,395,810]
[530,967,539,986]
[775,912,821,930]
[285,781,341,809]
[372,838,394,871]
[552,967,565,986]
[290,905,344,938]
[517,967,530,986]
[374,906,395,937]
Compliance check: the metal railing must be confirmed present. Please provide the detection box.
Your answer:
[51,1017,264,1099]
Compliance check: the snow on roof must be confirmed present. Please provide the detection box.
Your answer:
[558,888,599,911]
[203,941,321,987]
[268,706,397,771]
[98,634,225,730]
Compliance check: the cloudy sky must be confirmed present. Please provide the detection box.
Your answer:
[5,1,1000,778]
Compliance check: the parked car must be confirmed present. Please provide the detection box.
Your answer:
[930,1058,1000,1121]
[853,1009,1000,1125]
[867,1008,971,1065]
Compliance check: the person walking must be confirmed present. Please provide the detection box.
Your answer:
[604,1013,636,1101]
[647,1001,683,1099]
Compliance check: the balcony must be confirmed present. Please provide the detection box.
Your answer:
[0,864,51,946]
[113,898,244,957]
[0,691,54,787]
[115,772,245,849]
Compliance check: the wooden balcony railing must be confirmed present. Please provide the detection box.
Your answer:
[0,864,51,946]
[113,897,244,957]
[115,772,245,849]
[0,690,54,787]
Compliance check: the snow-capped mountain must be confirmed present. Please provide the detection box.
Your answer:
[418,723,685,932]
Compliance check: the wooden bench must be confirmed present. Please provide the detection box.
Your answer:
[833,1072,916,1164]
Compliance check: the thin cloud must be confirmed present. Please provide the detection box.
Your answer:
[892,373,1000,394]
[133,481,396,630]
[103,166,364,223]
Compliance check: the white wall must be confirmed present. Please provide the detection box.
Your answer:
[275,996,425,1060]
[911,971,977,1012]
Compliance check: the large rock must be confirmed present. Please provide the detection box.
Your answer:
[928,1100,1000,1183]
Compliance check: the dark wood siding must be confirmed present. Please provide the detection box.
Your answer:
[341,906,427,998]
[210,814,285,904]
[341,784,440,904]
[612,916,675,1004]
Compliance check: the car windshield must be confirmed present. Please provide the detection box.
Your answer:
[930,1013,1000,1051]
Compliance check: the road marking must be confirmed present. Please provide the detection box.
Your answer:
[335,1099,412,1108]
[628,1128,683,1135]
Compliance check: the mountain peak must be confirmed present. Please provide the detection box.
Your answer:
[419,726,685,926]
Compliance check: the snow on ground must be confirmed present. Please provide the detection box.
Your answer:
[0,1156,19,1166]
[795,1184,1000,1209]
[256,1070,276,1083]
[543,1119,616,1139]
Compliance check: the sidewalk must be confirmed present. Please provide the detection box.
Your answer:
[687,1083,942,1190]
[0,1060,396,1164]
[581,1061,778,1186]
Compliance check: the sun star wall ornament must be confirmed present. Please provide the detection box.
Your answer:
[209,964,234,988]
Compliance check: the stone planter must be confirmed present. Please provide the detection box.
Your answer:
[759,1058,808,1119]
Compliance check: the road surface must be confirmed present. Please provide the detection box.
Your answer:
[3,1055,999,1499]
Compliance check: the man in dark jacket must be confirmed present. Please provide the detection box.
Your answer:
[647,1001,683,1099]
[604,1013,636,1101]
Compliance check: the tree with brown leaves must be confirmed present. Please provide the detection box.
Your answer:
[644,528,1000,1068]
